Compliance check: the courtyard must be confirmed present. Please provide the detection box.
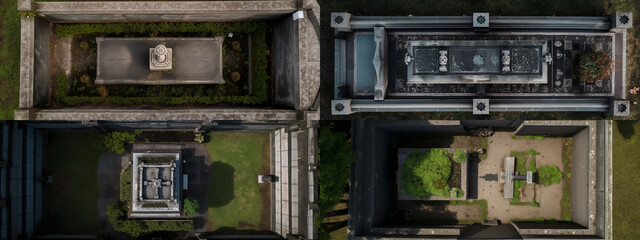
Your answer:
[385,130,572,225]
[42,130,272,237]
[51,22,271,108]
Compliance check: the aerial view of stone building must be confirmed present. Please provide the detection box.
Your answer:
[0,120,318,239]
[347,120,612,239]
[2,0,640,239]
[330,12,633,116]
[15,0,320,122]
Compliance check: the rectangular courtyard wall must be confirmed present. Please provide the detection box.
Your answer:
[571,127,590,228]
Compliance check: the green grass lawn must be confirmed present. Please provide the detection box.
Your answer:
[613,121,640,239]
[0,0,20,119]
[45,133,103,233]
[205,132,270,231]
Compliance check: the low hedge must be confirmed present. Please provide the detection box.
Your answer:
[54,22,269,107]
[107,201,193,237]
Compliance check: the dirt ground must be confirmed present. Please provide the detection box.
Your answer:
[479,132,564,222]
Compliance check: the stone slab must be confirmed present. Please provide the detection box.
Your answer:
[96,37,224,85]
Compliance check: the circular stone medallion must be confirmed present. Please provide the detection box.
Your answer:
[473,55,484,66]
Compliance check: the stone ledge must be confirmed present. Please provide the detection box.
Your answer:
[34,1,298,15]
[24,108,300,121]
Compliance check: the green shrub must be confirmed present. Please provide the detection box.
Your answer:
[401,149,452,198]
[537,165,563,186]
[318,128,355,214]
[120,166,132,204]
[575,51,612,84]
[534,136,544,141]
[183,198,200,216]
[107,201,193,237]
[452,149,467,163]
[524,135,534,140]
[452,188,464,198]
[103,131,137,154]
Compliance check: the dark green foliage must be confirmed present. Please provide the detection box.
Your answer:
[452,149,467,163]
[452,188,464,198]
[401,149,452,198]
[537,165,563,186]
[53,22,269,107]
[317,128,355,238]
[120,166,132,204]
[183,198,200,217]
[103,131,136,154]
[318,128,354,213]
[107,202,193,237]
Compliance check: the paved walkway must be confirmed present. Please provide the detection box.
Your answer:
[181,143,213,236]
[97,153,129,232]
[478,132,563,222]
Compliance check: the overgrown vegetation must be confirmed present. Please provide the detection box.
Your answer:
[103,131,137,154]
[107,201,193,237]
[401,149,452,198]
[537,165,563,186]
[317,128,355,239]
[575,51,613,84]
[561,138,573,221]
[120,165,132,207]
[452,188,464,198]
[183,198,200,217]
[453,149,467,163]
[54,22,269,107]
[613,121,640,238]
[0,0,20,119]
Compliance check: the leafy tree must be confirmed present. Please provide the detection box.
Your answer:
[537,165,563,186]
[183,198,200,216]
[453,149,467,163]
[401,149,452,198]
[317,128,355,239]
[575,51,612,84]
[103,131,137,154]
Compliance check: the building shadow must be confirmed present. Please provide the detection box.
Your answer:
[209,161,235,207]
[616,121,636,139]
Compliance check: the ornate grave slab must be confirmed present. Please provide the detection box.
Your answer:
[96,37,225,85]
[406,40,549,84]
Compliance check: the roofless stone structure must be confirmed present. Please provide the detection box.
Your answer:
[131,151,183,218]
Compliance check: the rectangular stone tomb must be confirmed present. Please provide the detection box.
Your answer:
[96,37,225,85]
[397,148,468,201]
[131,151,182,218]
[406,40,549,84]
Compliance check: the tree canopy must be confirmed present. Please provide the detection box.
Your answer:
[401,149,452,198]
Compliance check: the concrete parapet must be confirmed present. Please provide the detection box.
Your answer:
[20,108,300,121]
[34,1,298,22]
[17,0,33,11]
[19,15,34,109]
